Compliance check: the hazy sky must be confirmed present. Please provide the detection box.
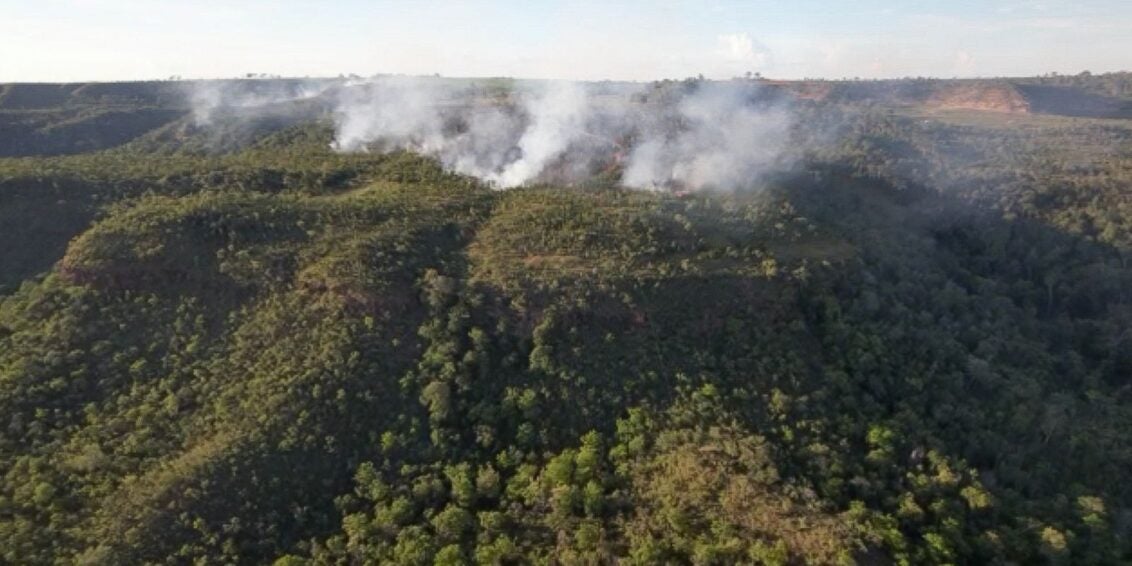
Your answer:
[1,0,1129,82]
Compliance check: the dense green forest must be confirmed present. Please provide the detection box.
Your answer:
[1,77,1131,564]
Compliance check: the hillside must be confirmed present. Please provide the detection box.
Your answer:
[3,75,1131,161]
[772,77,1132,117]
[1,77,1132,564]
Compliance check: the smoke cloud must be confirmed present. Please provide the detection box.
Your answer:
[188,79,337,125]
[490,81,588,187]
[189,76,797,192]
[623,81,793,191]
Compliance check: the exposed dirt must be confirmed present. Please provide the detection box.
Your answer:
[926,82,1031,113]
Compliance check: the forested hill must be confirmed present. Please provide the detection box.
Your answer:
[1,77,1132,564]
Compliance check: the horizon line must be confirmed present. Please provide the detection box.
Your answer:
[1,69,1128,86]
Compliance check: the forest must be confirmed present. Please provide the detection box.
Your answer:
[1,75,1131,564]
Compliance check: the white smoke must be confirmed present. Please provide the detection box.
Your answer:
[331,77,598,188]
[188,79,337,125]
[488,81,588,187]
[622,81,793,191]
[190,75,797,192]
[331,76,532,185]
[332,77,448,152]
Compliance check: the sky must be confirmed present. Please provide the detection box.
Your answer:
[1,0,1129,82]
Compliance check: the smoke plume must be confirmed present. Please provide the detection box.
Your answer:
[190,76,797,192]
[188,79,336,125]
[622,81,793,191]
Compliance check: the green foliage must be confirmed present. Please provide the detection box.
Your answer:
[1,80,1131,565]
